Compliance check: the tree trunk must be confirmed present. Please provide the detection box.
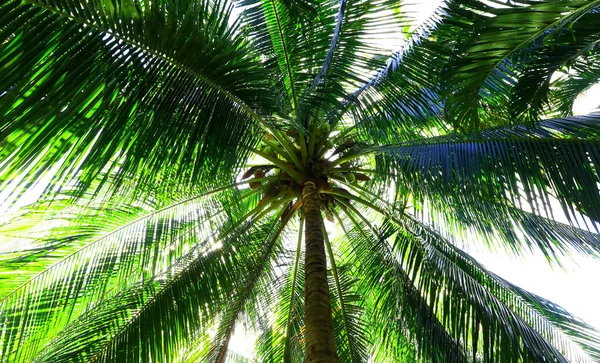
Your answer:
[301,181,338,363]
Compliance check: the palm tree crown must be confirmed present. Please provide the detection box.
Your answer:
[1,0,600,362]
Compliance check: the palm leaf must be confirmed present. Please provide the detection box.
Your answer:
[398,215,600,362]
[0,173,166,290]
[334,205,466,362]
[322,222,369,362]
[237,0,337,118]
[444,0,600,130]
[376,113,600,225]
[0,0,274,205]
[0,184,266,361]
[254,219,305,363]
[550,51,600,116]
[207,202,297,362]
[297,0,404,125]
[417,196,600,263]
[509,11,600,122]
[332,4,449,143]
[30,210,283,362]
[332,191,600,361]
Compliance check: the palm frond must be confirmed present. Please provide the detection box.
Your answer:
[376,113,600,225]
[418,197,600,263]
[331,155,600,263]
[0,173,173,292]
[334,191,600,362]
[504,282,600,361]
[254,218,305,363]
[298,0,404,125]
[509,12,600,122]
[207,202,298,362]
[334,205,466,362]
[28,198,291,362]
[398,215,600,362]
[0,0,274,205]
[237,0,337,119]
[322,223,369,362]
[0,185,268,361]
[550,51,600,116]
[444,0,600,130]
[331,4,449,143]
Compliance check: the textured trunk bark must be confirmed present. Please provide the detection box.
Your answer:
[301,181,338,363]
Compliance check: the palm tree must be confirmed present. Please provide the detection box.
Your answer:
[1,0,600,361]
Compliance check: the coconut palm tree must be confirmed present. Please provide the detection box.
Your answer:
[1,0,600,361]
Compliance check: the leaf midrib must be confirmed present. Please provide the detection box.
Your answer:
[24,0,266,126]
[0,180,265,303]
[461,0,600,97]
[269,0,299,116]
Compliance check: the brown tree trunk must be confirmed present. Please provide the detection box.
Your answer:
[301,181,338,363]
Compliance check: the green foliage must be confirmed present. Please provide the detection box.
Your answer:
[2,0,600,362]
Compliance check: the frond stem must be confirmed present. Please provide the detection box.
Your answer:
[250,148,304,183]
[270,130,305,172]
[269,0,299,115]
[25,0,271,131]
[320,218,359,363]
[283,215,304,363]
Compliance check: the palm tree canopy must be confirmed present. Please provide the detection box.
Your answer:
[1,0,600,362]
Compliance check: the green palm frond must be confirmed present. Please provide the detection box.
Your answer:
[509,12,600,122]
[334,205,466,362]
[297,0,404,124]
[254,218,305,363]
[333,194,600,362]
[239,0,404,127]
[331,173,600,264]
[550,52,600,115]
[323,224,369,363]
[425,199,600,262]
[444,0,600,130]
[346,38,447,144]
[236,0,320,116]
[27,196,291,362]
[2,0,600,362]
[396,215,600,362]
[503,281,600,361]
[0,184,265,361]
[331,5,449,144]
[0,174,166,290]
[207,203,297,363]
[0,0,273,205]
[376,114,600,224]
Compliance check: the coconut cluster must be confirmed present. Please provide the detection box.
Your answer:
[241,124,372,214]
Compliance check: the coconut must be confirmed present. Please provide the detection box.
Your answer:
[254,169,265,178]
[355,173,371,181]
